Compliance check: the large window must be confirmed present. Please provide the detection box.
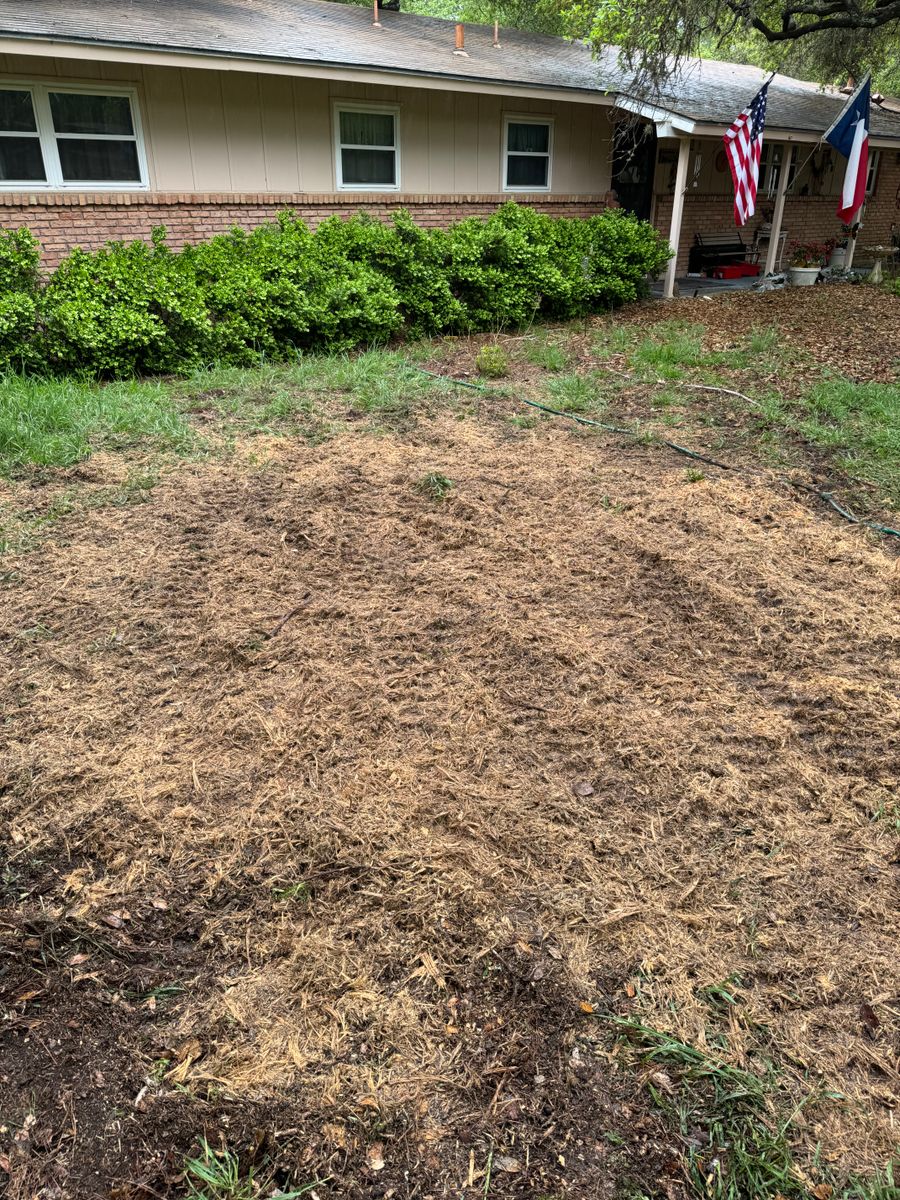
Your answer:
[335,104,399,190]
[0,84,146,189]
[503,117,552,191]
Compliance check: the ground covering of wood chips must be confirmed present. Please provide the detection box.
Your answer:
[1,290,899,1200]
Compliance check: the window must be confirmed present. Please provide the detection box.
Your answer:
[0,90,46,183]
[503,118,552,191]
[335,104,399,190]
[866,148,881,196]
[759,142,789,197]
[0,84,146,189]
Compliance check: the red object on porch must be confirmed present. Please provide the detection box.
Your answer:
[711,262,761,279]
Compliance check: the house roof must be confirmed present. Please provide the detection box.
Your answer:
[3,0,900,141]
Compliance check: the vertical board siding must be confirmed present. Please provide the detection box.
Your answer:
[143,66,194,190]
[260,74,301,192]
[0,58,613,197]
[222,73,266,191]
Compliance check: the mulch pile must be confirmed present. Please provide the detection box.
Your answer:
[1,407,899,1196]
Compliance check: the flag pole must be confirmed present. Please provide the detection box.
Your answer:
[844,208,863,271]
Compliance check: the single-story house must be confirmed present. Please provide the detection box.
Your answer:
[1,0,899,297]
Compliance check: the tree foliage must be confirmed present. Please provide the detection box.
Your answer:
[561,0,900,90]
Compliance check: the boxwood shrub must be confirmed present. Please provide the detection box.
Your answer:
[1,202,670,378]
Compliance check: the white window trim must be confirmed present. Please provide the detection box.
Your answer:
[333,101,400,192]
[0,81,149,191]
[502,114,553,193]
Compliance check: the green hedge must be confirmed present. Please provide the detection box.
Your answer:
[0,202,670,378]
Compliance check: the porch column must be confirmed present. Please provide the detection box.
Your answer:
[662,135,691,299]
[764,143,794,276]
[845,205,863,271]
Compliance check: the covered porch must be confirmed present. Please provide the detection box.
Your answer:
[610,97,900,299]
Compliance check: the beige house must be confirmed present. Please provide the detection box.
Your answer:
[1,0,899,294]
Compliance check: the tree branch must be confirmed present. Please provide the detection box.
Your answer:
[750,0,900,38]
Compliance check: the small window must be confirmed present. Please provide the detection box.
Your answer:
[0,84,147,189]
[866,148,881,196]
[335,105,398,190]
[0,89,46,183]
[503,118,552,191]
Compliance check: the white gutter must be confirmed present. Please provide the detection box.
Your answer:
[616,95,696,135]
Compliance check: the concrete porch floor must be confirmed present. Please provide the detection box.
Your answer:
[650,274,764,298]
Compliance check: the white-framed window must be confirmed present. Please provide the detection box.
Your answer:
[333,102,399,191]
[502,116,553,191]
[0,83,148,189]
[866,148,881,196]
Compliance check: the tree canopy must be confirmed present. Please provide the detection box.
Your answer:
[334,0,900,92]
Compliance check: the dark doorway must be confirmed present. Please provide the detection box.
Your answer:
[612,121,657,222]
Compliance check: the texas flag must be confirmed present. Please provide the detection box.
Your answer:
[824,75,871,222]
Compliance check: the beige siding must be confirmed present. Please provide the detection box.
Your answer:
[0,55,612,196]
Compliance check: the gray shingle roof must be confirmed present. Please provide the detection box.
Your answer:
[3,0,900,140]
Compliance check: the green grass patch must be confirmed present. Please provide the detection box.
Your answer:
[753,379,900,508]
[592,324,637,360]
[0,374,195,473]
[630,322,708,378]
[608,1015,896,1200]
[524,339,569,372]
[546,371,606,414]
[416,470,454,501]
[184,1139,323,1200]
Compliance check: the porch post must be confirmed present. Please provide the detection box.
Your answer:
[662,135,691,299]
[764,143,793,275]
[844,205,863,271]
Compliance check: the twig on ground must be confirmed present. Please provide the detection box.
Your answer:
[265,594,311,639]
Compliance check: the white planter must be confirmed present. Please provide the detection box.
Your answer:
[828,247,848,269]
[788,265,821,286]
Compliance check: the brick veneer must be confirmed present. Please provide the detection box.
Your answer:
[655,151,900,273]
[0,191,611,267]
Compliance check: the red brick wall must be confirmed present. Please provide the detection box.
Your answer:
[654,150,900,273]
[0,191,611,267]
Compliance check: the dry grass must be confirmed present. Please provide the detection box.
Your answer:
[2,396,899,1196]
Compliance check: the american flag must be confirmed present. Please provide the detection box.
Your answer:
[723,82,769,226]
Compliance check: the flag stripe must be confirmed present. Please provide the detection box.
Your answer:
[723,83,768,227]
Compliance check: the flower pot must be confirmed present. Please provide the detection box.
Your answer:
[788,265,820,286]
[828,247,848,269]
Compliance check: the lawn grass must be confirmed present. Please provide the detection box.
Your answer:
[0,300,897,524]
[0,374,195,472]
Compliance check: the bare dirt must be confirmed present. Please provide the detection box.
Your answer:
[2,395,899,1198]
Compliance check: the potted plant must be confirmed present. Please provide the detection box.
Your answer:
[787,240,827,285]
[828,224,853,269]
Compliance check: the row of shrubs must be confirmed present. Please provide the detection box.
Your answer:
[0,202,671,378]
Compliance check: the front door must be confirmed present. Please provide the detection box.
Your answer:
[612,122,657,221]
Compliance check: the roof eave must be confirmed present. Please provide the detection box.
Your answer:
[0,30,619,106]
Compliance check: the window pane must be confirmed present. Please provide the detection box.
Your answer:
[506,154,548,188]
[58,138,141,182]
[0,136,46,181]
[339,111,394,147]
[507,122,549,153]
[50,92,134,136]
[341,147,396,186]
[0,90,37,133]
